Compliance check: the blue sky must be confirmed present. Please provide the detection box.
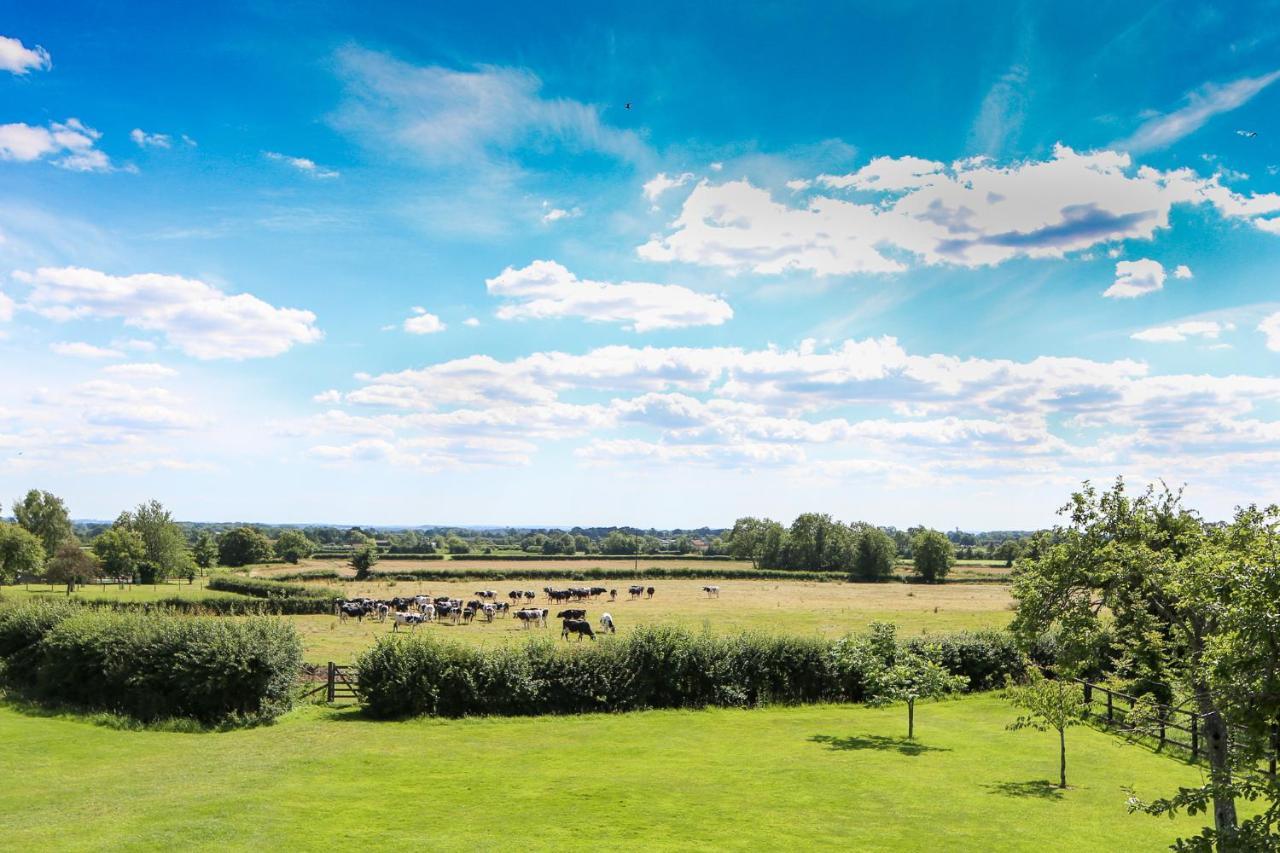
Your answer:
[3,1,1280,527]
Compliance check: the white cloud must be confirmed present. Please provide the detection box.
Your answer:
[15,267,322,359]
[0,290,13,322]
[50,341,124,359]
[1104,259,1167,299]
[122,339,157,352]
[313,389,343,404]
[1131,321,1232,343]
[101,362,178,379]
[0,119,114,172]
[640,145,1280,276]
[1259,313,1280,351]
[1119,70,1280,153]
[1256,216,1280,235]
[403,307,446,335]
[541,201,581,223]
[1174,264,1193,279]
[463,317,480,327]
[130,128,171,149]
[0,35,51,75]
[265,151,339,179]
[333,46,648,169]
[643,171,694,203]
[485,260,733,332]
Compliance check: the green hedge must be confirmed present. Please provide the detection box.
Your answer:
[355,626,1027,719]
[313,553,735,562]
[313,552,446,561]
[207,575,340,600]
[354,566,849,583]
[0,601,303,725]
[99,596,335,616]
[903,631,1026,690]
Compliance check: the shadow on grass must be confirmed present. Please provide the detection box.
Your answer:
[809,734,950,756]
[985,779,1065,800]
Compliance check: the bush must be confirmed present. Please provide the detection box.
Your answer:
[357,566,850,583]
[355,625,1024,719]
[26,610,302,725]
[206,575,339,601]
[0,599,81,687]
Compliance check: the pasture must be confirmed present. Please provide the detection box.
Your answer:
[0,695,1206,851]
[0,578,240,603]
[300,577,1014,662]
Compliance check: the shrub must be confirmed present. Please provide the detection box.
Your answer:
[206,575,339,601]
[0,598,81,687]
[355,625,1018,719]
[359,566,850,583]
[29,610,302,725]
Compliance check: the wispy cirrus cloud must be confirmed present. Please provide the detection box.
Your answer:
[1118,69,1280,152]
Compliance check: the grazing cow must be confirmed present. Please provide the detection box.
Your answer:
[495,602,510,617]
[561,619,596,641]
[392,611,426,633]
[515,608,548,629]
[524,590,537,601]
[600,613,616,634]
[703,585,720,598]
[462,605,477,625]
[628,585,644,599]
[336,601,367,623]
[509,590,523,603]
[481,604,496,622]
[590,586,608,598]
[375,602,391,622]
[646,586,655,599]
[556,608,587,621]
[475,590,497,600]
[609,589,617,601]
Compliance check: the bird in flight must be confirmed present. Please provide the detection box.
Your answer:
[625,102,632,110]
[1236,130,1258,138]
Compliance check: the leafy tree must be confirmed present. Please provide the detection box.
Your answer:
[572,534,590,554]
[192,532,219,571]
[0,523,45,584]
[45,541,100,593]
[640,535,662,554]
[351,542,379,580]
[851,524,897,581]
[869,642,967,739]
[995,539,1021,567]
[728,517,786,568]
[218,526,275,567]
[274,530,315,564]
[445,534,471,555]
[92,527,147,581]
[910,529,954,583]
[117,500,190,581]
[1002,671,1088,789]
[13,489,73,557]
[673,535,694,554]
[1012,479,1280,850]
[600,531,639,555]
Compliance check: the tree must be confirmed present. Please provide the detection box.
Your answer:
[572,534,590,554]
[13,489,73,557]
[995,539,1021,568]
[851,524,897,581]
[192,532,218,571]
[92,527,147,581]
[444,534,471,555]
[1002,671,1088,789]
[45,541,100,593]
[117,500,190,581]
[910,529,954,583]
[274,530,315,564]
[0,523,45,584]
[1011,479,1280,850]
[673,535,694,554]
[351,542,379,580]
[728,517,786,568]
[218,526,274,567]
[870,643,967,739]
[600,531,639,555]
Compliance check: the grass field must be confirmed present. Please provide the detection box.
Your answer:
[0,578,241,604]
[0,694,1207,851]
[289,577,1015,663]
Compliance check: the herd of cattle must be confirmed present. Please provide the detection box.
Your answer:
[331,584,723,640]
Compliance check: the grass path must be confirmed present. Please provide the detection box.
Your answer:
[0,695,1206,851]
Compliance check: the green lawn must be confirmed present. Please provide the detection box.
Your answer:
[0,579,242,604]
[0,694,1207,851]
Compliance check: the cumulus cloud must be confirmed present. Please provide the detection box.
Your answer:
[101,362,178,379]
[0,290,13,322]
[541,201,581,223]
[639,145,1280,276]
[49,341,124,359]
[463,317,480,327]
[1104,259,1167,299]
[130,128,171,149]
[1131,320,1232,343]
[333,46,648,169]
[0,119,114,172]
[1119,70,1280,153]
[403,307,446,335]
[313,389,343,404]
[643,172,694,204]
[265,151,339,179]
[485,260,733,332]
[14,266,322,359]
[1260,313,1280,351]
[1174,264,1193,279]
[0,35,51,75]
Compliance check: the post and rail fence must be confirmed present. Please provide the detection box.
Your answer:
[298,663,359,703]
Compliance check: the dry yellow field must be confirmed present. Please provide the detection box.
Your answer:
[289,577,1015,663]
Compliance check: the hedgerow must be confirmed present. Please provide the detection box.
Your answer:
[363,566,849,583]
[0,601,303,725]
[354,625,1028,719]
[206,575,340,600]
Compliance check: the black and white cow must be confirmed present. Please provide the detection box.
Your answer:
[561,619,596,641]
[702,585,720,598]
[556,608,587,621]
[391,611,427,632]
[600,613,616,634]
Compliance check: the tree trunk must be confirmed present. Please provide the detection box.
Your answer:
[1059,728,1067,789]
[908,699,915,739]
[1194,688,1238,848]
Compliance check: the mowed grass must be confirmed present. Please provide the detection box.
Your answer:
[0,578,242,604]
[0,694,1208,851]
[293,578,1014,663]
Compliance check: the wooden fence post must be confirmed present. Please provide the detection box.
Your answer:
[1158,712,1166,749]
[326,661,336,703]
[1271,721,1278,776]
[1106,690,1114,724]
[1190,714,1199,758]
